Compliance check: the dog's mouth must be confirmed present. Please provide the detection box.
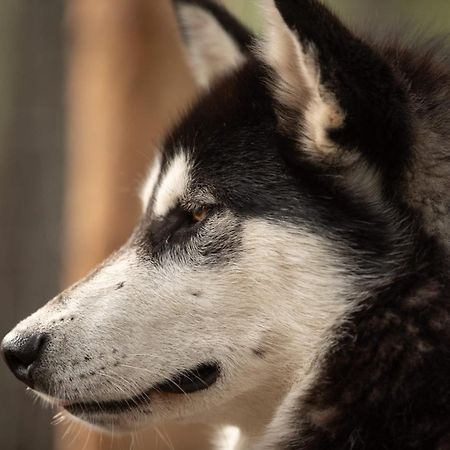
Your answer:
[63,362,220,416]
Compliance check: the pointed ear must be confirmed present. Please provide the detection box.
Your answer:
[260,0,410,173]
[173,0,254,88]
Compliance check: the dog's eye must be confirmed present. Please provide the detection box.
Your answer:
[146,205,216,255]
[191,206,209,224]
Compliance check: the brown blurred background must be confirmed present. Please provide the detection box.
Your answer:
[0,1,448,449]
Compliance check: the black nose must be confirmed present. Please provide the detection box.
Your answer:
[1,333,48,387]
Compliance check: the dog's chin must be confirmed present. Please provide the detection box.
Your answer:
[40,362,220,432]
[63,409,145,433]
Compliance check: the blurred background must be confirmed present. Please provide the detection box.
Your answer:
[0,0,448,449]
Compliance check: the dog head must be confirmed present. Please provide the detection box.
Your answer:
[2,0,411,433]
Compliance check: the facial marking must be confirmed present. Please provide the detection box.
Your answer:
[140,153,162,211]
[153,153,190,218]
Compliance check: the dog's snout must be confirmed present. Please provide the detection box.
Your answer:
[1,332,48,387]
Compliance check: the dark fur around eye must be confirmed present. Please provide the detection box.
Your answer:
[141,206,207,257]
[134,203,242,266]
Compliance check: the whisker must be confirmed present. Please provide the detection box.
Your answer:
[154,425,175,450]
[118,363,190,397]
[81,425,92,450]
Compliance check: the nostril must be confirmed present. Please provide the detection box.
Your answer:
[1,332,48,387]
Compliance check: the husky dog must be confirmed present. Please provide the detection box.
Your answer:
[2,0,450,449]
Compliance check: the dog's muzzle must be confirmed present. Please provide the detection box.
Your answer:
[1,328,221,419]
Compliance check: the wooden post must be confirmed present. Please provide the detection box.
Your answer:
[58,0,213,449]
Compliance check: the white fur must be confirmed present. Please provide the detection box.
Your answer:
[3,2,368,448]
[216,426,241,450]
[4,156,359,444]
[153,152,190,217]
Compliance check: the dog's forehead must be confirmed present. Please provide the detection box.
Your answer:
[141,149,220,211]
[139,62,289,216]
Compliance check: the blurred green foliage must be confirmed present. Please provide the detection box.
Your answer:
[226,0,450,35]
[326,0,450,35]
[226,0,261,31]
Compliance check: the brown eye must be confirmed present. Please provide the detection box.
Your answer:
[192,207,209,223]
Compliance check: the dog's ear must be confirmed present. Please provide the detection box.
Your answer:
[173,0,254,89]
[260,0,410,173]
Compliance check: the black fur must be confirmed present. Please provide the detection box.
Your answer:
[142,1,450,448]
[283,240,450,450]
[159,61,414,278]
[136,203,242,266]
[272,0,413,191]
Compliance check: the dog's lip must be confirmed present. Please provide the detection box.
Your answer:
[155,361,220,394]
[63,362,220,416]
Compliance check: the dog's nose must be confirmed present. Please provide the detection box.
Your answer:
[1,332,48,387]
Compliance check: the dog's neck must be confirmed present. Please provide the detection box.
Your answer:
[255,258,450,450]
[205,244,450,450]
[195,366,295,448]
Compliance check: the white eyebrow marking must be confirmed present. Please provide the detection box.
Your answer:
[153,152,190,217]
[140,153,162,212]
